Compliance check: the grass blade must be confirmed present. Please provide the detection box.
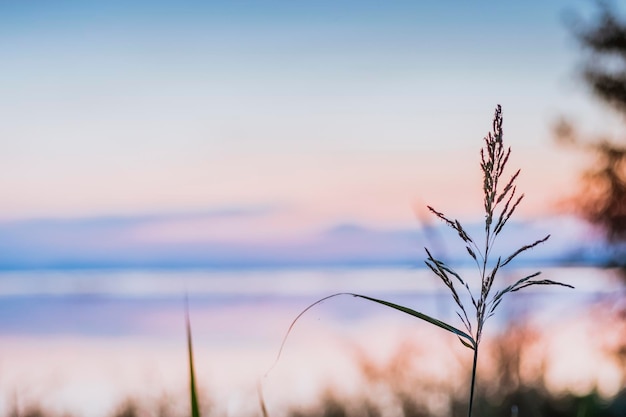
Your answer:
[353,294,476,349]
[258,381,270,417]
[185,297,201,417]
[266,292,476,376]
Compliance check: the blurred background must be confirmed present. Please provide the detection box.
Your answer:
[0,1,625,416]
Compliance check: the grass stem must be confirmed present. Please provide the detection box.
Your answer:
[267,106,572,417]
[468,346,478,417]
[185,296,201,417]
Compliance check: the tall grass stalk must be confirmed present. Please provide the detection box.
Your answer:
[185,296,201,417]
[267,105,573,417]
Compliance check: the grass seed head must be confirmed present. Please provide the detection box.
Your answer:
[426,105,573,345]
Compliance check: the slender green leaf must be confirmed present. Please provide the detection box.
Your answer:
[185,297,201,417]
[257,382,269,417]
[352,294,476,349]
[458,336,474,350]
[266,292,477,376]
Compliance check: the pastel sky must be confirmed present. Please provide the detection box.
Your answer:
[0,5,620,415]
[0,1,622,257]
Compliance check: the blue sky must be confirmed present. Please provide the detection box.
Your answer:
[0,0,620,268]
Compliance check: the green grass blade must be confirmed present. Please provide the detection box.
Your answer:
[257,381,270,417]
[185,297,201,417]
[266,292,476,376]
[352,294,476,349]
[458,336,474,350]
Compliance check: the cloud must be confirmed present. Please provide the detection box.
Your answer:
[0,205,283,269]
[0,209,601,270]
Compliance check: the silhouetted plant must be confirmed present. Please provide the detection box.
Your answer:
[419,105,573,416]
[268,106,573,417]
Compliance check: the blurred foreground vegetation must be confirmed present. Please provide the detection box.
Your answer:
[6,370,625,417]
[5,308,625,417]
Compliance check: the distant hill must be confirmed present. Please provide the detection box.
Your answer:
[0,210,609,270]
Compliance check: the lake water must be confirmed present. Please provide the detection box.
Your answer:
[0,267,622,417]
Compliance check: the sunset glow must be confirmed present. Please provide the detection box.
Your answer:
[1,2,625,417]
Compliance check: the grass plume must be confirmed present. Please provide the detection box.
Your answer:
[266,105,573,417]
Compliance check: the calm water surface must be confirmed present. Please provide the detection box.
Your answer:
[0,267,620,417]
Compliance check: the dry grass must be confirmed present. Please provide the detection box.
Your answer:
[268,106,574,417]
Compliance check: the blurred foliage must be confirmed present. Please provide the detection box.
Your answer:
[290,391,626,417]
[557,1,626,251]
[557,1,626,394]
[287,322,626,417]
[4,317,625,417]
